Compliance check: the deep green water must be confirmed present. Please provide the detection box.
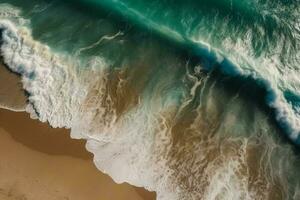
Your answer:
[0,0,300,199]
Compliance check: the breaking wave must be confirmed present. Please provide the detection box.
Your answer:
[0,1,300,200]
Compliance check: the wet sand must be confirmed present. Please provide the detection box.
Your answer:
[0,63,26,111]
[0,65,155,200]
[0,109,155,200]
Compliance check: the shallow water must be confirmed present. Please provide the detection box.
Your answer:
[0,0,299,199]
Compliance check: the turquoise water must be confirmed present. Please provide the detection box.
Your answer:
[0,0,300,199]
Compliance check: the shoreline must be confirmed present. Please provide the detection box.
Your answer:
[0,64,155,200]
[0,108,155,200]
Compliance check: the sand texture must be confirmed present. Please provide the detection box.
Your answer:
[0,109,156,200]
[0,63,27,111]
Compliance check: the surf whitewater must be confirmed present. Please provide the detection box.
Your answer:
[0,0,299,199]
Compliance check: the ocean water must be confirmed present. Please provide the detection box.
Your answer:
[0,0,299,199]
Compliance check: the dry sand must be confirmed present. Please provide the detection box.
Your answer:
[0,64,155,200]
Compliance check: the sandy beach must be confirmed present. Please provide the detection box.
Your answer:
[0,63,26,111]
[0,65,155,200]
[0,109,155,200]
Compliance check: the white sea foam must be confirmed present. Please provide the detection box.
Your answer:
[218,35,300,141]
[118,0,300,142]
[0,15,89,127]
[0,17,178,199]
[1,5,300,200]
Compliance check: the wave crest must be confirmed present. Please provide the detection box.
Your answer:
[1,4,300,200]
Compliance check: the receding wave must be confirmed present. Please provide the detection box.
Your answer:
[0,1,300,200]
